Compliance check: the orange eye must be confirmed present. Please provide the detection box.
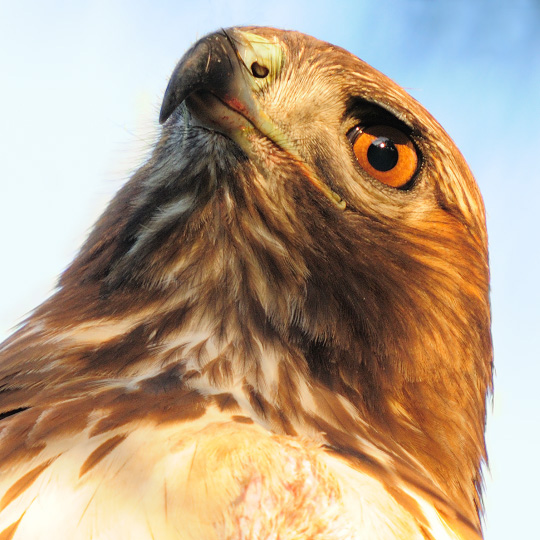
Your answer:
[350,125,418,188]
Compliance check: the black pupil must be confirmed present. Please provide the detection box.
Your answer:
[251,62,269,78]
[367,137,398,172]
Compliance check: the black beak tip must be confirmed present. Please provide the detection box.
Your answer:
[158,31,238,126]
[159,94,174,125]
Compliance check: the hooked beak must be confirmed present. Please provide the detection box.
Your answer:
[159,28,346,210]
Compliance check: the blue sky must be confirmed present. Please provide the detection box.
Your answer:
[1,1,538,538]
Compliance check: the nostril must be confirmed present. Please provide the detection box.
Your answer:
[251,62,269,78]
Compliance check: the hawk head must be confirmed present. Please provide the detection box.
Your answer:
[0,27,491,538]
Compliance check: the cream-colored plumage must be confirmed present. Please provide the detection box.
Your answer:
[0,410,467,539]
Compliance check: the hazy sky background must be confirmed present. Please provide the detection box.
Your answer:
[1,1,538,538]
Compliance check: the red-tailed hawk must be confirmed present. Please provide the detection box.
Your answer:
[0,27,492,539]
